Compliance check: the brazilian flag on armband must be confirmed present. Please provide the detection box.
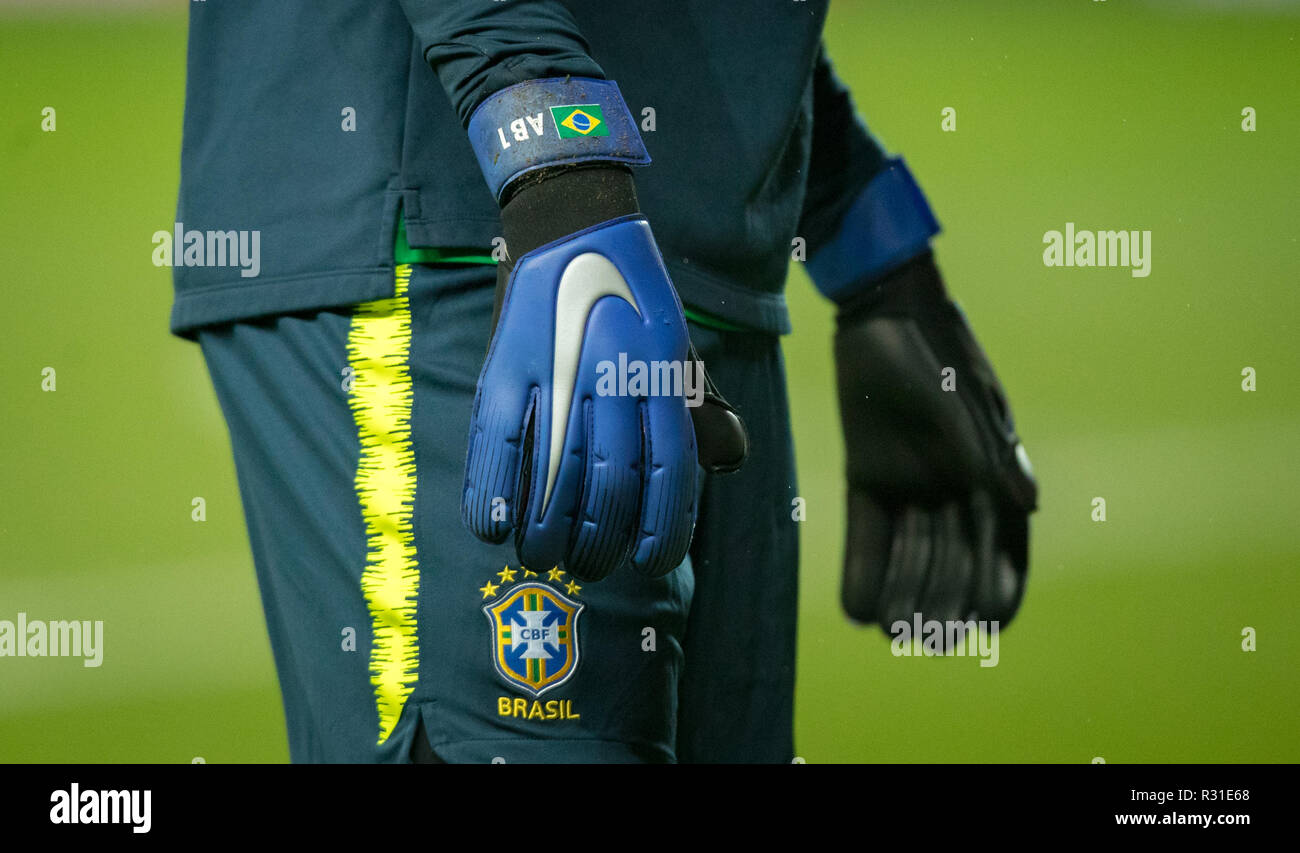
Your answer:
[549,104,608,138]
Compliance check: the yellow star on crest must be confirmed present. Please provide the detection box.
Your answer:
[497,565,517,583]
[547,566,566,582]
[522,567,538,578]
[479,580,499,599]
[565,580,582,596]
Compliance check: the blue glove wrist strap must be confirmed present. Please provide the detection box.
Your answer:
[467,77,651,203]
[806,157,941,304]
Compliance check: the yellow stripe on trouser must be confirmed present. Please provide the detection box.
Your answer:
[347,264,419,744]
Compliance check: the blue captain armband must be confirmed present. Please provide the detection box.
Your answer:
[805,157,942,304]
[467,77,651,203]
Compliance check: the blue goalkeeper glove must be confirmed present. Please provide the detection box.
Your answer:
[460,79,746,582]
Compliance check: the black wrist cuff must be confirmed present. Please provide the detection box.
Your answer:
[499,164,640,266]
[834,249,947,323]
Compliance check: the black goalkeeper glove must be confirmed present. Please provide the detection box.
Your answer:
[804,157,1037,634]
[833,250,1037,631]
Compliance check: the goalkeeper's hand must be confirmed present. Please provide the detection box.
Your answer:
[833,251,1037,632]
[460,79,746,582]
[805,158,1037,634]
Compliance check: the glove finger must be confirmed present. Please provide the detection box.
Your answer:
[878,505,932,630]
[566,396,641,582]
[917,501,975,628]
[515,387,586,575]
[980,549,1024,626]
[629,396,697,577]
[462,388,533,544]
[981,510,1031,626]
[969,489,1012,620]
[840,488,894,624]
[689,393,749,474]
[687,342,749,474]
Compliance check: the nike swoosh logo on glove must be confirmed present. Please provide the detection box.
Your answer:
[543,252,642,515]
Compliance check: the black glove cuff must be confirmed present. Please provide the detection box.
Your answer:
[492,164,641,332]
[499,164,640,262]
[834,249,947,325]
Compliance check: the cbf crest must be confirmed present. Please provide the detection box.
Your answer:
[484,580,583,695]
